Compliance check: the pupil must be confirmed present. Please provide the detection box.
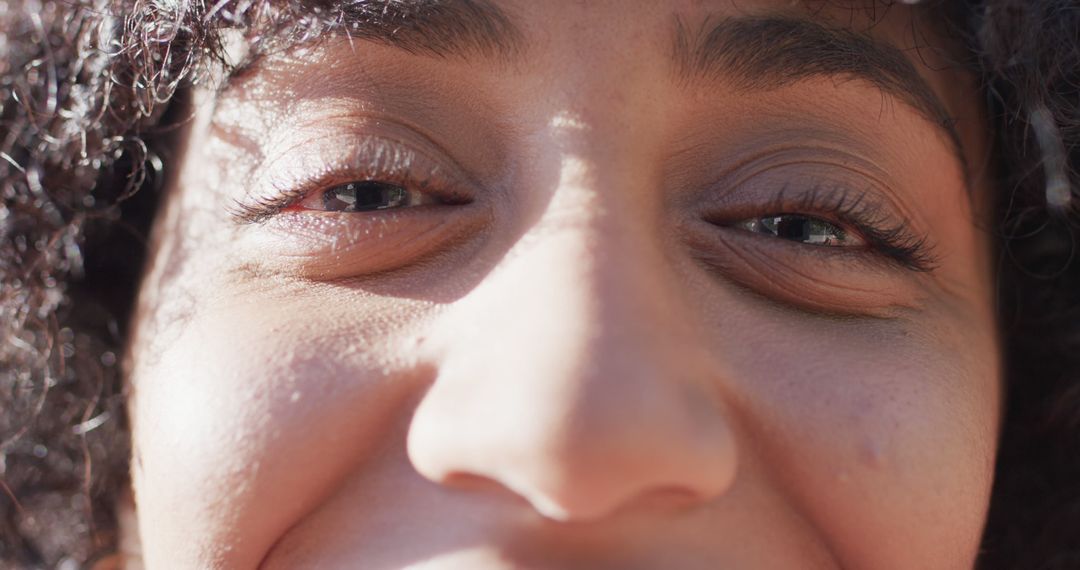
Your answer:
[775,217,811,241]
[324,181,407,211]
[758,215,844,245]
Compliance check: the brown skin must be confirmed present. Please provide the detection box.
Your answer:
[125,1,998,568]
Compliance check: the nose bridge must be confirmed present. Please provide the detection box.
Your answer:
[451,141,685,413]
[407,151,737,522]
[499,129,670,342]
[541,161,672,375]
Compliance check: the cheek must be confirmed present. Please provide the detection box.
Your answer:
[128,292,429,569]
[720,310,1000,567]
[127,218,1000,570]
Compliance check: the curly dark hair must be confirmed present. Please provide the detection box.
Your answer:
[1,0,1078,567]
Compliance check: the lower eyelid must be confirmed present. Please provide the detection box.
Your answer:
[682,219,924,316]
[235,200,491,280]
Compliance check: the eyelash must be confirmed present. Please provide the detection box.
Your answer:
[719,184,937,272]
[229,139,471,224]
[232,144,936,272]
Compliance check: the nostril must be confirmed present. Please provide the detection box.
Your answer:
[537,483,719,523]
[437,471,518,497]
[420,470,552,516]
[511,487,706,523]
[438,471,493,489]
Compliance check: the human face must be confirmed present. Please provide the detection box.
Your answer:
[125,1,999,568]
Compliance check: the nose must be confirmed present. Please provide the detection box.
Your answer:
[407,159,738,522]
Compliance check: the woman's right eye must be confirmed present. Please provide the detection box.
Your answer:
[298,180,435,213]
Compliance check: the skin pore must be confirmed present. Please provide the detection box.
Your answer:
[124,1,999,568]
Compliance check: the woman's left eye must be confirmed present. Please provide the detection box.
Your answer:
[298,180,435,213]
[737,214,864,247]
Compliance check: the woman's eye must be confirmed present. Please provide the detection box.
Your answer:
[738,214,865,247]
[300,180,431,213]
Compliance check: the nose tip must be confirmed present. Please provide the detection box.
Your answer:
[489,414,739,523]
[405,339,739,522]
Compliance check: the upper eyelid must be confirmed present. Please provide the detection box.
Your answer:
[702,182,938,271]
[705,181,898,225]
[784,189,938,272]
[230,136,466,224]
[263,113,485,186]
[263,136,434,194]
[678,143,899,202]
[775,184,918,236]
[697,154,929,238]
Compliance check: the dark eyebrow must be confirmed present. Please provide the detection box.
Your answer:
[672,16,968,177]
[229,6,967,179]
[220,0,523,96]
[296,0,522,60]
